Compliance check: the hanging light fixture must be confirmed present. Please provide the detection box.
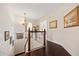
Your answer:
[22,12,27,39]
[22,12,27,32]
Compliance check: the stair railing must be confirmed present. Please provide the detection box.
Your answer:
[24,28,46,56]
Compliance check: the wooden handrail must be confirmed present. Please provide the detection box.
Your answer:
[30,31,45,32]
[24,28,46,56]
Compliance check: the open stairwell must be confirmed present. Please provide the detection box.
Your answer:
[15,28,71,56]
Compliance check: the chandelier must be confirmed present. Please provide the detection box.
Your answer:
[22,13,27,32]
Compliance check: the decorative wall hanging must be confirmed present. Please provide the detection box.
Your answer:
[4,31,10,41]
[49,20,57,29]
[64,6,79,28]
[32,26,36,31]
[36,25,39,31]
[16,33,23,39]
[12,40,14,46]
[10,36,12,44]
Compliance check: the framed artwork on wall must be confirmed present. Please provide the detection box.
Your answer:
[32,26,36,31]
[10,36,12,44]
[16,33,23,39]
[49,20,57,29]
[10,36,14,46]
[64,6,79,28]
[12,40,14,46]
[4,31,10,41]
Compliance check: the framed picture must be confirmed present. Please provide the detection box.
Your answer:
[16,33,23,39]
[10,36,12,44]
[12,40,14,46]
[32,26,36,31]
[64,6,79,28]
[49,20,57,29]
[4,31,10,41]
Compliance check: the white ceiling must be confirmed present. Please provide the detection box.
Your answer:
[7,3,78,21]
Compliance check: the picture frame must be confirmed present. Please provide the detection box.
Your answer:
[16,33,23,39]
[49,20,57,29]
[64,6,79,28]
[4,31,10,41]
[12,40,14,46]
[10,36,12,44]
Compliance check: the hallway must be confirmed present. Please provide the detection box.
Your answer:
[0,3,79,56]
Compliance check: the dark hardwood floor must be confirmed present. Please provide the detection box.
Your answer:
[46,41,71,56]
[16,41,71,56]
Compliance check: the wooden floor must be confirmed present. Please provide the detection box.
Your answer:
[16,41,71,56]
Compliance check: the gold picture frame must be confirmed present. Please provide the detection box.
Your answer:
[49,20,57,29]
[64,6,79,28]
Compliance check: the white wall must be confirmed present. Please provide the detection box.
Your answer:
[14,21,25,54]
[13,15,33,54]
[13,19,44,54]
[0,4,14,56]
[39,20,48,31]
[39,4,79,56]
